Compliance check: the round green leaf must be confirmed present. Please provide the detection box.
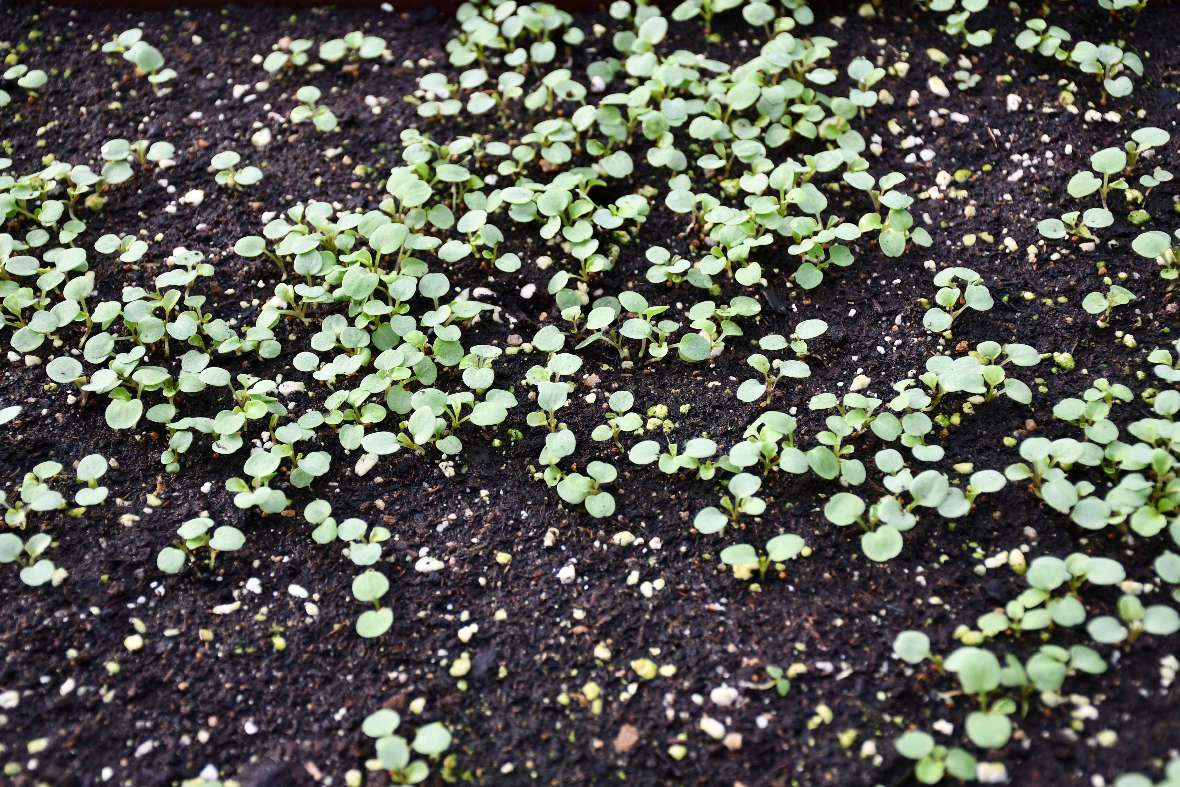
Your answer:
[357,607,394,638]
[861,526,903,562]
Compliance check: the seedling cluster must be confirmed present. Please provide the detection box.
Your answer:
[2,0,1179,784]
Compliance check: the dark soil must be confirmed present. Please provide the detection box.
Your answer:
[1,2,1179,786]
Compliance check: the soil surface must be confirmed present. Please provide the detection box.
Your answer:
[1,2,1179,786]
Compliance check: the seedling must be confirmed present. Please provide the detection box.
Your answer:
[1087,596,1179,645]
[210,151,263,189]
[1015,19,1071,60]
[591,391,643,446]
[156,516,245,573]
[670,0,740,36]
[352,568,394,637]
[109,29,177,92]
[693,473,765,534]
[760,665,792,697]
[736,320,826,403]
[2,64,48,96]
[923,0,993,47]
[262,38,313,75]
[895,729,978,784]
[631,436,718,479]
[1037,209,1112,242]
[921,267,993,334]
[1081,283,1134,327]
[290,86,338,132]
[226,449,290,514]
[1098,0,1148,12]
[74,454,109,507]
[1124,126,1170,173]
[1132,229,1179,280]
[102,27,144,55]
[3,461,67,529]
[1069,40,1143,100]
[952,67,979,91]
[823,491,905,562]
[319,32,387,62]
[847,57,885,112]
[0,531,58,587]
[719,532,805,580]
[1067,147,1129,208]
[555,461,617,517]
[361,710,451,784]
[95,233,148,262]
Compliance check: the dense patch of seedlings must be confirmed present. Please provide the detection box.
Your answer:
[3,0,1179,782]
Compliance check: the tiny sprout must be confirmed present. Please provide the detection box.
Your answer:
[1124,126,1170,172]
[262,38,313,75]
[1098,0,1148,11]
[922,267,993,334]
[1132,229,1179,280]
[319,32,387,63]
[102,28,144,55]
[952,67,980,91]
[352,569,394,638]
[1068,146,1129,208]
[157,516,245,574]
[847,57,885,110]
[210,151,263,189]
[3,64,48,94]
[694,472,765,535]
[1069,40,1142,100]
[925,0,992,47]
[1081,283,1134,327]
[719,533,804,580]
[4,532,59,587]
[362,709,451,784]
[291,85,338,132]
[591,391,642,446]
[1015,18,1072,60]
[95,232,148,262]
[114,30,177,91]
[555,461,617,518]
[895,729,978,783]
[74,454,110,508]
[761,665,792,697]
[3,462,66,530]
